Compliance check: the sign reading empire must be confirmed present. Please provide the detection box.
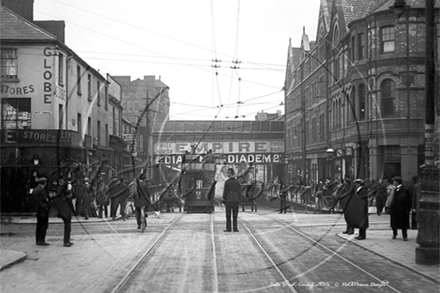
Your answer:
[154,141,284,155]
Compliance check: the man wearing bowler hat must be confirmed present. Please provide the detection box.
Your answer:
[223,168,241,232]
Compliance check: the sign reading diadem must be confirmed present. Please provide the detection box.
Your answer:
[154,141,284,155]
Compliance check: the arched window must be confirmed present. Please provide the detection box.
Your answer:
[381,79,395,116]
[350,88,356,122]
[359,84,366,120]
[333,24,340,48]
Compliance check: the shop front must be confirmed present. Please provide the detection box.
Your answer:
[0,129,86,213]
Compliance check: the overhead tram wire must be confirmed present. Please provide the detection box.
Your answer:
[45,1,285,79]
[55,1,111,74]
[211,0,224,114]
[35,10,281,91]
[232,0,242,119]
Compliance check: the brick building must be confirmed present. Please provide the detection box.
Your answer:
[284,0,439,184]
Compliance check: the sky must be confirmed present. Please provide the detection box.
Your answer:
[34,0,321,121]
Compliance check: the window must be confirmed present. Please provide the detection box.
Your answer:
[105,124,108,146]
[87,117,92,136]
[381,26,395,53]
[351,36,355,61]
[87,74,92,100]
[1,98,31,129]
[97,120,101,145]
[319,114,325,142]
[359,84,366,120]
[105,86,108,109]
[1,48,18,79]
[381,79,395,116]
[358,33,365,60]
[77,113,82,138]
[59,104,63,129]
[97,81,101,106]
[58,53,64,84]
[77,65,81,94]
[333,25,340,46]
[312,117,317,144]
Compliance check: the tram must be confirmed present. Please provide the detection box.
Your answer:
[179,154,216,213]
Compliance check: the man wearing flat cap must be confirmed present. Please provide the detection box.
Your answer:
[222,168,241,232]
[33,177,51,246]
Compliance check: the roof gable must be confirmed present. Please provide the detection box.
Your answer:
[0,5,57,41]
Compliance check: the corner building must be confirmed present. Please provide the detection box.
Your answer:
[284,0,439,184]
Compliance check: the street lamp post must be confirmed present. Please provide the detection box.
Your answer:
[415,0,439,265]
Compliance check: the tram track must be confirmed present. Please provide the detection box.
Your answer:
[110,214,184,293]
[238,211,405,293]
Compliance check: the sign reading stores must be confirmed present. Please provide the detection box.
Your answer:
[155,153,284,165]
[154,141,284,155]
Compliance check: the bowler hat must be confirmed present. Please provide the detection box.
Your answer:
[37,177,47,184]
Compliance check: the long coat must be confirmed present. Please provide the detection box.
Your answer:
[390,186,412,229]
[342,185,369,229]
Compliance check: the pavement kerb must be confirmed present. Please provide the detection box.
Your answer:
[336,233,440,285]
[0,250,26,271]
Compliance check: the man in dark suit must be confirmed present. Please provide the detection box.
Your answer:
[54,178,75,247]
[335,175,354,234]
[33,177,51,246]
[390,176,412,241]
[222,168,241,232]
[352,179,369,240]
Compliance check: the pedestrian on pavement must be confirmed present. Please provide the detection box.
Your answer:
[410,176,421,229]
[133,174,151,229]
[33,177,52,246]
[73,177,85,218]
[334,175,354,234]
[53,178,75,247]
[223,168,241,232]
[384,178,395,214]
[351,178,369,240]
[96,178,109,218]
[278,177,288,214]
[82,177,95,220]
[373,178,388,216]
[390,177,412,241]
[109,177,129,220]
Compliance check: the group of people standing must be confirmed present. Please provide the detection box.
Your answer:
[32,174,134,247]
[335,175,416,241]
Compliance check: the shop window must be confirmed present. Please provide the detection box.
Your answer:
[1,48,18,80]
[2,98,31,129]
